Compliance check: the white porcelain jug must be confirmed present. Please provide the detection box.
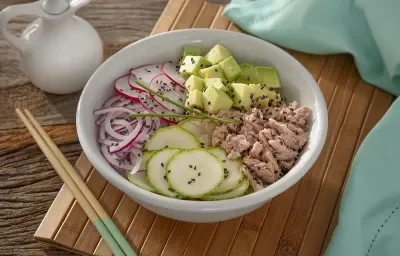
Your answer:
[0,0,103,94]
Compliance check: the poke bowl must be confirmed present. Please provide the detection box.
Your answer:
[76,29,328,223]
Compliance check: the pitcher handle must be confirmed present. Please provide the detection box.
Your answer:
[0,2,49,53]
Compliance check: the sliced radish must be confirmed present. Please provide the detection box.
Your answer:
[130,64,162,85]
[128,73,146,92]
[149,74,185,114]
[138,92,181,123]
[162,61,185,88]
[114,75,140,101]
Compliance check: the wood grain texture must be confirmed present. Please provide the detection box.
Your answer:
[1,1,394,256]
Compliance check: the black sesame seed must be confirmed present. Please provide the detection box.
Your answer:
[208,101,211,105]
[168,170,171,173]
[200,142,205,147]
[194,166,197,170]
[238,100,241,104]
[215,69,218,72]
[161,163,164,167]
[168,61,173,63]
[164,175,167,180]
[182,62,185,66]
[191,178,195,181]
[247,76,250,81]
[189,165,193,168]
[200,64,204,68]
[156,65,159,68]
[222,160,226,163]
[120,89,123,91]
[198,172,201,176]
[188,180,192,184]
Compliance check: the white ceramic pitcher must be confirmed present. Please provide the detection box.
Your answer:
[0,0,103,94]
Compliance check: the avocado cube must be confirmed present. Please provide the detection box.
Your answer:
[219,56,242,82]
[204,78,227,92]
[179,46,201,65]
[204,44,232,65]
[186,89,204,109]
[231,83,253,110]
[236,63,258,84]
[180,56,212,77]
[185,75,205,92]
[202,86,233,114]
[248,84,270,108]
[199,64,227,80]
[255,66,281,88]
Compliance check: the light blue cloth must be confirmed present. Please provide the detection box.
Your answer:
[224,0,400,96]
[224,1,400,255]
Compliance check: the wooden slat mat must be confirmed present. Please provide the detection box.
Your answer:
[34,0,393,255]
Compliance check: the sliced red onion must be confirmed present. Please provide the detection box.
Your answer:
[109,118,145,153]
[94,106,135,116]
[99,124,106,140]
[129,148,143,175]
[101,144,134,171]
[112,119,134,134]
[104,95,124,108]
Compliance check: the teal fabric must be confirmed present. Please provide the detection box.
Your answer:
[224,1,400,255]
[325,98,400,256]
[224,0,400,96]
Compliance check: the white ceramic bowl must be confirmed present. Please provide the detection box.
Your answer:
[77,29,328,223]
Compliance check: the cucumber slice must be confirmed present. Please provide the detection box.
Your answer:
[139,151,156,170]
[207,147,244,194]
[146,148,181,198]
[166,149,224,198]
[144,126,200,150]
[202,178,249,201]
[126,171,155,192]
[179,119,217,147]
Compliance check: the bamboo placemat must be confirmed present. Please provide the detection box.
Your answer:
[34,0,393,255]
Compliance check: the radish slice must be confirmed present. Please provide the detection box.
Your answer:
[138,92,182,123]
[114,75,140,101]
[131,64,162,85]
[128,73,146,92]
[162,61,185,88]
[149,74,185,114]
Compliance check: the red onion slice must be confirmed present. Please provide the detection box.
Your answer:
[101,144,134,171]
[109,118,145,154]
[129,148,143,175]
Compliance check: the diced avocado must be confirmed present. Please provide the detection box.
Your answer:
[236,63,258,84]
[180,56,212,77]
[179,46,201,65]
[248,84,270,108]
[199,64,227,80]
[204,78,227,92]
[186,89,204,109]
[255,66,281,88]
[185,75,205,92]
[231,83,253,110]
[204,44,232,65]
[219,56,242,82]
[202,86,233,114]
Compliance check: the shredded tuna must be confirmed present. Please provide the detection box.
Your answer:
[212,101,312,186]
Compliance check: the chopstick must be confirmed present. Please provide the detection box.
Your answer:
[16,109,136,256]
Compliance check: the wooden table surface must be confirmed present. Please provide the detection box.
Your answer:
[0,0,172,255]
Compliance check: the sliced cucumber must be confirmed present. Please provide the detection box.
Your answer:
[126,171,155,192]
[166,149,224,198]
[207,147,244,194]
[146,148,181,198]
[144,126,200,150]
[202,178,249,200]
[139,151,156,170]
[179,119,217,147]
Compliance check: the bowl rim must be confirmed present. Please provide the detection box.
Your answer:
[77,28,328,212]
